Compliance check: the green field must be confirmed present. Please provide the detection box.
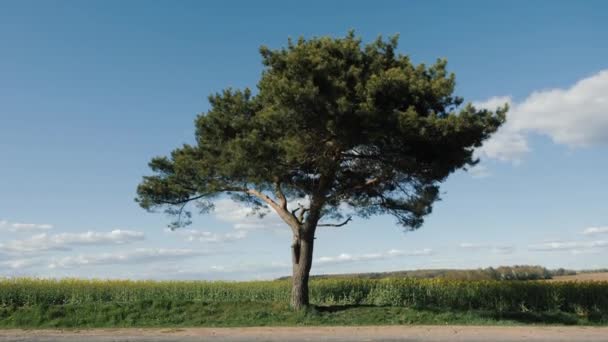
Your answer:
[0,277,606,327]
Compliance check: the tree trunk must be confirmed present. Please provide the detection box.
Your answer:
[290,233,314,310]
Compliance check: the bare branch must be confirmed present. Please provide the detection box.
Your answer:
[290,202,310,225]
[318,216,352,227]
[168,202,191,229]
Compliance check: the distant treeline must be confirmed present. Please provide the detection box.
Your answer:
[279,265,581,281]
[579,269,608,274]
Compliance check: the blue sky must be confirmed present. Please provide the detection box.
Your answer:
[1,0,607,280]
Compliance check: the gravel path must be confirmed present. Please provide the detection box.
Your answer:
[1,326,608,342]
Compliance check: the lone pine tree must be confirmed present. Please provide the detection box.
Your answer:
[136,32,506,309]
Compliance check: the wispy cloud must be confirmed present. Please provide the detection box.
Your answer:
[467,164,491,179]
[48,248,202,269]
[459,242,515,254]
[0,258,42,269]
[167,228,247,243]
[211,199,286,231]
[316,248,433,265]
[130,261,291,281]
[0,220,53,232]
[0,229,144,253]
[583,226,608,236]
[206,262,289,274]
[529,240,608,253]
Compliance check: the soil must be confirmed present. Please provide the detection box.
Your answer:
[1,326,608,342]
[547,272,608,282]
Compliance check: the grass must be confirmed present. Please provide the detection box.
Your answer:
[3,277,608,314]
[0,301,606,328]
[1,277,607,328]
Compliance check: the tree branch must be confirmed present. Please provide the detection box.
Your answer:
[298,207,309,224]
[156,185,302,235]
[318,216,352,227]
[167,201,192,229]
[157,194,207,206]
[246,189,279,208]
[274,180,288,210]
[246,189,301,232]
[353,177,381,190]
[289,202,310,225]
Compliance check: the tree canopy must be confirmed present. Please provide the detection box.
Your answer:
[137,32,505,231]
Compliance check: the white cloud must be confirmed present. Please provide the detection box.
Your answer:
[512,71,608,146]
[459,242,484,249]
[316,248,433,265]
[48,248,202,269]
[583,226,608,236]
[0,229,144,253]
[459,242,515,254]
[205,261,289,274]
[473,96,512,113]
[475,125,530,164]
[467,164,491,179]
[213,200,260,224]
[473,96,529,164]
[135,261,291,281]
[168,228,247,243]
[474,70,608,162]
[233,222,270,230]
[0,258,41,269]
[0,220,53,232]
[529,240,608,253]
[390,248,434,256]
[212,199,285,231]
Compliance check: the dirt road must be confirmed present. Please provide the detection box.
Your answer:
[1,326,607,342]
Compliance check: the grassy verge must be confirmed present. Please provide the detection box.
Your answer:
[0,301,606,328]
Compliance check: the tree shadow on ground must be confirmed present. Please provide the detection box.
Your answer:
[312,304,377,313]
[482,310,607,325]
[421,306,599,325]
[312,304,607,325]
[488,311,580,325]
